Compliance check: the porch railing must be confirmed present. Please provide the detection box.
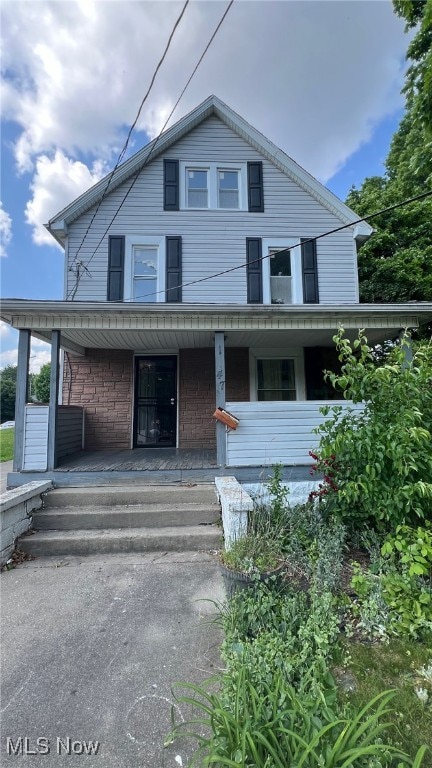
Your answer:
[22,405,84,471]
[225,400,362,467]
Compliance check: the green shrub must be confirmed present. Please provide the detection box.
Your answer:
[311,330,432,531]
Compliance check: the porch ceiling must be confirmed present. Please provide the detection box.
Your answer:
[1,300,431,353]
[28,326,418,351]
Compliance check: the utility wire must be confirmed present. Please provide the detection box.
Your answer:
[126,187,432,302]
[67,0,234,299]
[66,0,190,279]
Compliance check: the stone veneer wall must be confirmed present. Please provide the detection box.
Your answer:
[63,349,133,450]
[178,347,250,449]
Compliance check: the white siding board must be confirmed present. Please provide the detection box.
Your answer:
[225,401,363,466]
[22,406,49,471]
[67,116,358,305]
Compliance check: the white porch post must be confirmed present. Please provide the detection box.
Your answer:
[47,330,61,471]
[13,329,31,471]
[214,331,226,467]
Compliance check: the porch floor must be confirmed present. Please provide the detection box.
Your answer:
[56,447,217,472]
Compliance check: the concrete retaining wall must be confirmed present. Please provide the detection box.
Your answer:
[0,481,53,566]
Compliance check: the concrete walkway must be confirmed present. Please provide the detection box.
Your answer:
[1,461,13,494]
[1,551,225,767]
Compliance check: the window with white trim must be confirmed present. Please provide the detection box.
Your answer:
[124,236,165,302]
[250,349,306,401]
[180,162,246,210]
[262,238,302,304]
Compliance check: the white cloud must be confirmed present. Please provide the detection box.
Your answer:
[0,321,11,338]
[0,202,12,257]
[1,0,409,188]
[0,338,52,373]
[25,151,106,245]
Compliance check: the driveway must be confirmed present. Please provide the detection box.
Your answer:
[1,552,224,767]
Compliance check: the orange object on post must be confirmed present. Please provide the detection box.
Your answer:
[213,407,240,430]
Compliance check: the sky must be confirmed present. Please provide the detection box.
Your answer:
[0,0,410,372]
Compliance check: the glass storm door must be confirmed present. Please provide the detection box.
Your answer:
[134,357,177,447]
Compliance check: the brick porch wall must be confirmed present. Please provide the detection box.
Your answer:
[178,347,250,449]
[63,349,133,450]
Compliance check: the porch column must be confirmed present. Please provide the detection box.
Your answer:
[47,330,61,471]
[13,329,31,471]
[214,332,226,467]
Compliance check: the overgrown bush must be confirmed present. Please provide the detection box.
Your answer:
[349,524,432,640]
[311,329,432,531]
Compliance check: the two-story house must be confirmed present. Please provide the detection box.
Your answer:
[3,95,431,486]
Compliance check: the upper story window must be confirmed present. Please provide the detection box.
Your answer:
[180,162,247,210]
[218,170,239,209]
[124,236,165,302]
[133,246,158,301]
[186,169,208,208]
[262,238,302,304]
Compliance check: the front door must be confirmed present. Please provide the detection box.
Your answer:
[134,356,177,447]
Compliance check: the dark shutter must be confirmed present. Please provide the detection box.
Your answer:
[166,236,182,302]
[246,238,263,303]
[301,238,319,303]
[107,236,125,301]
[164,159,179,211]
[247,162,264,212]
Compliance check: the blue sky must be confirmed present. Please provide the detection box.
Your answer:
[0,0,410,371]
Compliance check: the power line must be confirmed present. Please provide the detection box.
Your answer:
[126,187,432,302]
[67,0,234,299]
[67,0,190,277]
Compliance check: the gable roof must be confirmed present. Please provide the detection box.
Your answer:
[47,95,373,244]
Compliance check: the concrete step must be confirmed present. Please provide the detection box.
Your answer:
[18,526,222,557]
[33,503,220,530]
[43,484,217,508]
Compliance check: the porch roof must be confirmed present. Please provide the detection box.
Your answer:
[2,299,431,353]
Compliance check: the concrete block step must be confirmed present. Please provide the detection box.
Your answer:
[43,484,217,508]
[33,503,220,530]
[18,526,222,557]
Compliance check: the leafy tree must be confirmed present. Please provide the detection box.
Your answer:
[0,378,16,422]
[311,330,432,532]
[346,0,432,323]
[0,365,17,383]
[33,363,51,403]
[393,0,432,137]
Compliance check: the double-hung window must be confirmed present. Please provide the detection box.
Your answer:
[181,162,246,210]
[218,169,239,209]
[124,236,165,302]
[250,349,306,401]
[262,238,302,304]
[257,359,296,401]
[186,169,208,208]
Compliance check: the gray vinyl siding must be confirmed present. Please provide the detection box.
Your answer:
[225,401,363,466]
[66,115,358,304]
[57,406,84,459]
[22,406,49,471]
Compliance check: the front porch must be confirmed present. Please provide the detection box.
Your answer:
[6,446,314,488]
[3,300,431,488]
[57,446,217,471]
